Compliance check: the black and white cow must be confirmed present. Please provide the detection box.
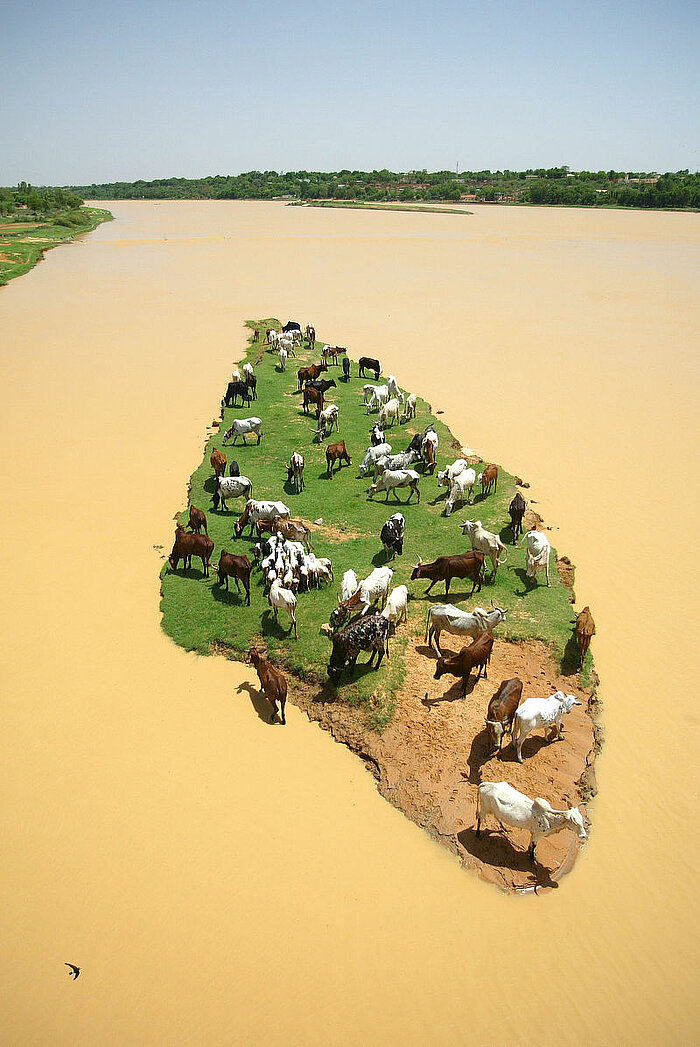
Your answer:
[380,513,405,560]
[327,615,390,681]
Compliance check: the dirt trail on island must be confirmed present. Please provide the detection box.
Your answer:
[1,201,698,1045]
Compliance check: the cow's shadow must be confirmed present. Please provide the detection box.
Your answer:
[203,475,218,494]
[457,827,558,886]
[421,677,471,707]
[211,582,248,606]
[512,566,539,596]
[465,731,494,784]
[167,565,209,580]
[502,733,555,763]
[260,609,296,639]
[236,680,278,725]
[414,586,484,602]
[371,549,397,567]
[560,634,581,676]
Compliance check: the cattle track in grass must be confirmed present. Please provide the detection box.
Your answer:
[160,318,601,891]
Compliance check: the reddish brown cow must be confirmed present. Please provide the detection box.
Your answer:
[326,440,352,477]
[297,362,328,391]
[249,647,288,724]
[434,631,495,696]
[480,464,498,497]
[484,677,523,752]
[302,386,324,415]
[573,606,596,666]
[216,551,251,604]
[210,448,227,479]
[188,505,207,534]
[411,551,485,597]
[169,525,214,576]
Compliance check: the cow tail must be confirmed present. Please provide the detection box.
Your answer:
[425,606,432,643]
[497,546,508,565]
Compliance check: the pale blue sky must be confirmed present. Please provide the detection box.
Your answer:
[2,0,698,184]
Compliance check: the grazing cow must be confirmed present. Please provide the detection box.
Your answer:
[235,499,290,538]
[411,552,485,598]
[433,631,495,696]
[358,356,381,380]
[437,458,471,488]
[512,692,583,762]
[282,320,301,334]
[572,606,595,666]
[245,373,257,400]
[287,452,305,493]
[479,463,498,497]
[476,781,587,860]
[211,474,253,511]
[278,346,288,371]
[369,423,385,446]
[484,678,523,753]
[305,378,337,394]
[222,417,263,445]
[402,393,417,422]
[330,566,393,628]
[224,380,252,408]
[228,459,240,477]
[231,366,242,382]
[168,526,214,576]
[365,385,390,414]
[444,469,477,516]
[242,362,254,382]
[302,386,325,416]
[255,517,312,551]
[368,468,421,503]
[326,440,352,477]
[378,397,402,428]
[315,404,339,440]
[340,569,359,603]
[188,505,207,535]
[508,492,527,542]
[425,601,507,655]
[249,647,287,724]
[459,519,508,580]
[380,585,408,628]
[372,449,420,479]
[327,614,390,681]
[380,513,405,559]
[521,529,552,587]
[210,448,227,479]
[305,324,316,348]
[297,363,328,390]
[386,375,404,403]
[216,551,251,604]
[342,356,350,381]
[358,442,392,476]
[268,578,298,638]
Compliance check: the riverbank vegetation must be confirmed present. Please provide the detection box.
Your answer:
[72,167,699,210]
[0,183,112,285]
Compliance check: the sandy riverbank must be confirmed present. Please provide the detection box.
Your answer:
[1,200,698,1045]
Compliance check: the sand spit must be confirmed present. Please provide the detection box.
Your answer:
[1,201,699,1046]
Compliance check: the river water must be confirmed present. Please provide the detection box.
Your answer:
[1,201,698,1045]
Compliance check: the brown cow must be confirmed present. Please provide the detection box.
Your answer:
[216,551,251,604]
[434,631,495,696]
[480,464,498,497]
[322,345,347,365]
[210,447,227,479]
[297,362,328,391]
[249,647,288,724]
[573,606,596,666]
[188,505,207,535]
[326,440,352,477]
[169,525,214,576]
[410,552,485,597]
[302,386,324,415]
[484,678,523,752]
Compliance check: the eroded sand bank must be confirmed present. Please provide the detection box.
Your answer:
[1,201,698,1045]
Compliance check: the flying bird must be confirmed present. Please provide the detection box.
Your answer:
[65,963,80,980]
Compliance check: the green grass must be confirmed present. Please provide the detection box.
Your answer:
[0,207,113,286]
[159,320,582,725]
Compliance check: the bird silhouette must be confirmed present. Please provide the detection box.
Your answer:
[65,963,80,980]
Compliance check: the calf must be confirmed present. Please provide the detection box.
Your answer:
[287,452,305,493]
[216,551,251,604]
[327,614,390,681]
[572,606,595,666]
[249,647,287,725]
[342,356,350,381]
[380,585,408,628]
[508,492,526,541]
[433,631,494,696]
[210,448,227,479]
[411,552,485,597]
[229,460,240,477]
[484,678,523,753]
[402,393,417,422]
[268,578,298,639]
[358,356,381,380]
[380,515,404,559]
[302,386,324,415]
[326,440,352,477]
[188,505,207,535]
[479,463,498,497]
[168,525,214,576]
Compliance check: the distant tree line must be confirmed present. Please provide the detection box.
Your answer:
[66,168,700,210]
[0,182,85,223]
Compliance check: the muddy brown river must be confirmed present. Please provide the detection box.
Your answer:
[1,201,698,1044]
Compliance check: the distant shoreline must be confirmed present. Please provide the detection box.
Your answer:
[288,200,471,215]
[0,207,113,287]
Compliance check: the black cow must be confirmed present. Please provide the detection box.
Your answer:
[359,356,381,380]
[342,356,350,381]
[228,459,240,477]
[327,615,390,681]
[305,378,337,393]
[508,492,526,541]
[245,373,257,400]
[282,320,301,333]
[224,381,252,408]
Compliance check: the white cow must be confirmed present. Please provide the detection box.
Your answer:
[444,469,477,516]
[402,393,417,422]
[476,781,587,860]
[425,602,507,654]
[213,474,253,510]
[378,397,402,428]
[358,442,392,476]
[222,417,263,445]
[315,403,339,439]
[330,566,393,627]
[268,578,298,639]
[380,584,408,627]
[365,385,390,414]
[235,498,290,537]
[340,569,359,603]
[459,519,508,578]
[513,691,582,762]
[372,449,420,479]
[277,346,288,371]
[386,375,405,403]
[242,362,254,382]
[368,468,421,503]
[521,529,552,587]
[437,458,471,488]
[231,365,242,382]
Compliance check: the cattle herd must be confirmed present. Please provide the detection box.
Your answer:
[167,319,596,871]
